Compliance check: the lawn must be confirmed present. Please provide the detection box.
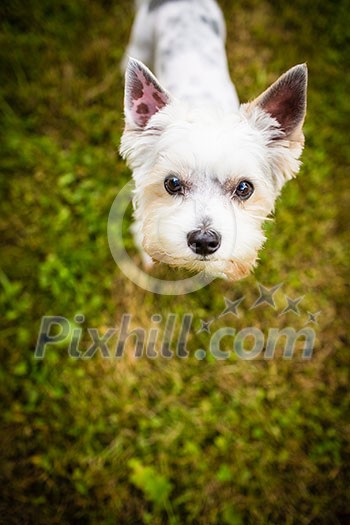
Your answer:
[0,0,349,524]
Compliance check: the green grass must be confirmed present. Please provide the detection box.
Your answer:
[0,0,349,523]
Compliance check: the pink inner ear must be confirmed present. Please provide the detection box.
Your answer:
[263,87,303,135]
[126,61,169,128]
[258,65,307,137]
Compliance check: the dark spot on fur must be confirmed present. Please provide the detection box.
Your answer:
[152,91,164,105]
[168,16,182,26]
[131,77,143,100]
[149,0,191,12]
[136,103,149,115]
[139,66,153,86]
[200,15,220,36]
[162,48,174,58]
[136,63,152,86]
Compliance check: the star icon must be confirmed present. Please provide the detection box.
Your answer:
[218,296,245,318]
[197,319,213,334]
[305,311,321,325]
[279,295,304,316]
[250,283,283,310]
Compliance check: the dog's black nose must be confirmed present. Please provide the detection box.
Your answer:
[187,229,221,256]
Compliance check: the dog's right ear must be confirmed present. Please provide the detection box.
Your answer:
[124,58,171,129]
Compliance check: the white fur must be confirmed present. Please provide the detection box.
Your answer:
[120,0,307,280]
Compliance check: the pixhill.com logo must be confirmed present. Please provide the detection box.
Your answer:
[34,283,320,361]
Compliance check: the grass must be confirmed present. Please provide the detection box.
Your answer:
[0,0,349,523]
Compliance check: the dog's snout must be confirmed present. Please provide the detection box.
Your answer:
[187,229,221,256]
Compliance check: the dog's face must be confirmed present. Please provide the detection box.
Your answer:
[121,59,307,280]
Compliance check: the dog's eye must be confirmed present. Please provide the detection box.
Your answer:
[234,180,254,200]
[164,175,183,195]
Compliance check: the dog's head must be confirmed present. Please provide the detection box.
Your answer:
[120,58,307,280]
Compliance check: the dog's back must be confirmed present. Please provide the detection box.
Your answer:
[125,0,239,109]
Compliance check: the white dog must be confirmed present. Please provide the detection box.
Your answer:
[120,0,307,281]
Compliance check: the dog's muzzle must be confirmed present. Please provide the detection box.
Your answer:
[187,229,221,257]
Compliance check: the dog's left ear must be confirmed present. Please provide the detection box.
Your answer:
[124,58,171,130]
[245,64,308,143]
